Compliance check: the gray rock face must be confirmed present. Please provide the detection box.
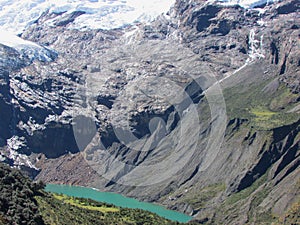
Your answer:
[0,0,299,223]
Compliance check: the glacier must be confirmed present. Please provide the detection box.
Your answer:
[0,0,175,61]
[0,0,175,34]
[0,0,281,35]
[0,30,57,62]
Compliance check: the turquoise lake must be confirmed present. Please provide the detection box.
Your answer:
[45,184,192,223]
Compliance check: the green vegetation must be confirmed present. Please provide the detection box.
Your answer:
[224,173,268,206]
[179,183,225,211]
[0,163,183,225]
[209,173,280,224]
[53,194,120,212]
[0,163,45,225]
[37,193,181,225]
[269,87,299,111]
[223,80,300,130]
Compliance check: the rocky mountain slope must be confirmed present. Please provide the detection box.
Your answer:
[0,0,299,224]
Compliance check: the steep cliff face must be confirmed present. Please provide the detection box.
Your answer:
[0,0,299,224]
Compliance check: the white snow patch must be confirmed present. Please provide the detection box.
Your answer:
[0,155,5,162]
[19,117,46,136]
[0,30,40,49]
[257,19,265,26]
[7,136,26,151]
[248,28,265,60]
[210,0,280,9]
[6,136,38,169]
[121,25,143,44]
[0,30,57,62]
[45,114,59,123]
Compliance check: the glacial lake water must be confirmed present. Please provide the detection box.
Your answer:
[45,184,192,223]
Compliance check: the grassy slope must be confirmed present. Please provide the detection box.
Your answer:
[215,70,300,223]
[36,193,181,225]
[223,78,299,130]
[179,66,300,224]
[208,77,299,224]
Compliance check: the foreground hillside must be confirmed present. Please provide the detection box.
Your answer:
[0,163,181,225]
